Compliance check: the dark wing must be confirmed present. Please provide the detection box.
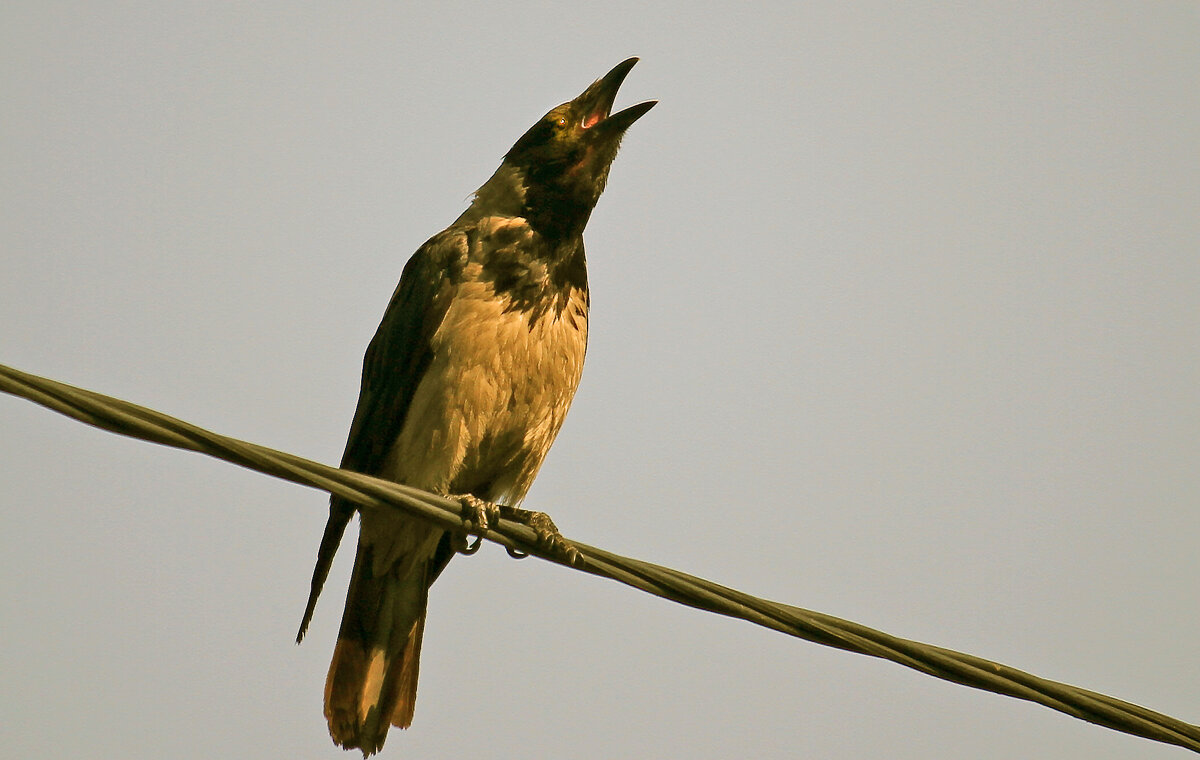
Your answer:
[297,229,465,642]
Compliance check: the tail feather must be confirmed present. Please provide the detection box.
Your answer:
[390,610,426,729]
[324,542,430,756]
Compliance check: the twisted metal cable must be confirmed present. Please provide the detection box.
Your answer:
[2,361,1197,753]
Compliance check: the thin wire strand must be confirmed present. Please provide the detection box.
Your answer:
[2,361,1197,753]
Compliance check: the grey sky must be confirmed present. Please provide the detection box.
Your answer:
[2,3,1197,758]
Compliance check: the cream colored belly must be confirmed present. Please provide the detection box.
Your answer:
[368,276,588,573]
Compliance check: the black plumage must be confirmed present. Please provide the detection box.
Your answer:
[296,58,654,755]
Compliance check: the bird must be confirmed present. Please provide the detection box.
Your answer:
[295,58,655,755]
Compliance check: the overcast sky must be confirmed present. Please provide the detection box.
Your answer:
[2,3,1198,758]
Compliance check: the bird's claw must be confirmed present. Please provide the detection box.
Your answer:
[450,497,581,566]
[499,506,583,567]
[459,535,484,555]
[452,494,501,555]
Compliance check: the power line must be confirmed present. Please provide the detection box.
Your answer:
[2,361,1197,753]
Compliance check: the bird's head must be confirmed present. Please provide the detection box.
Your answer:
[502,57,656,238]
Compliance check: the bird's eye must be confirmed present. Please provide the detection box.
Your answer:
[556,116,568,127]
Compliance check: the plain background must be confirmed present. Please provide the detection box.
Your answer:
[2,3,1197,758]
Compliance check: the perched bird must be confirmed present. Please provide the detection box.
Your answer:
[296,58,655,755]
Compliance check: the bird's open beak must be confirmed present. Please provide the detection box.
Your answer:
[576,57,657,134]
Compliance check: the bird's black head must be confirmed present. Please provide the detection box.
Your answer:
[501,57,656,240]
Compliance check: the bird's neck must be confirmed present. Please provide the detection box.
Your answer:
[467,162,595,242]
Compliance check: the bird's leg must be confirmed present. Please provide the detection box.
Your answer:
[452,494,501,555]
[496,505,582,567]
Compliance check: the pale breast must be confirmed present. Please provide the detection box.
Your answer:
[382,265,589,506]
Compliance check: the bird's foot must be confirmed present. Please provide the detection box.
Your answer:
[452,494,501,555]
[497,505,582,567]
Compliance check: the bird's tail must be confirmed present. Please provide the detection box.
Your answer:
[324,543,429,756]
